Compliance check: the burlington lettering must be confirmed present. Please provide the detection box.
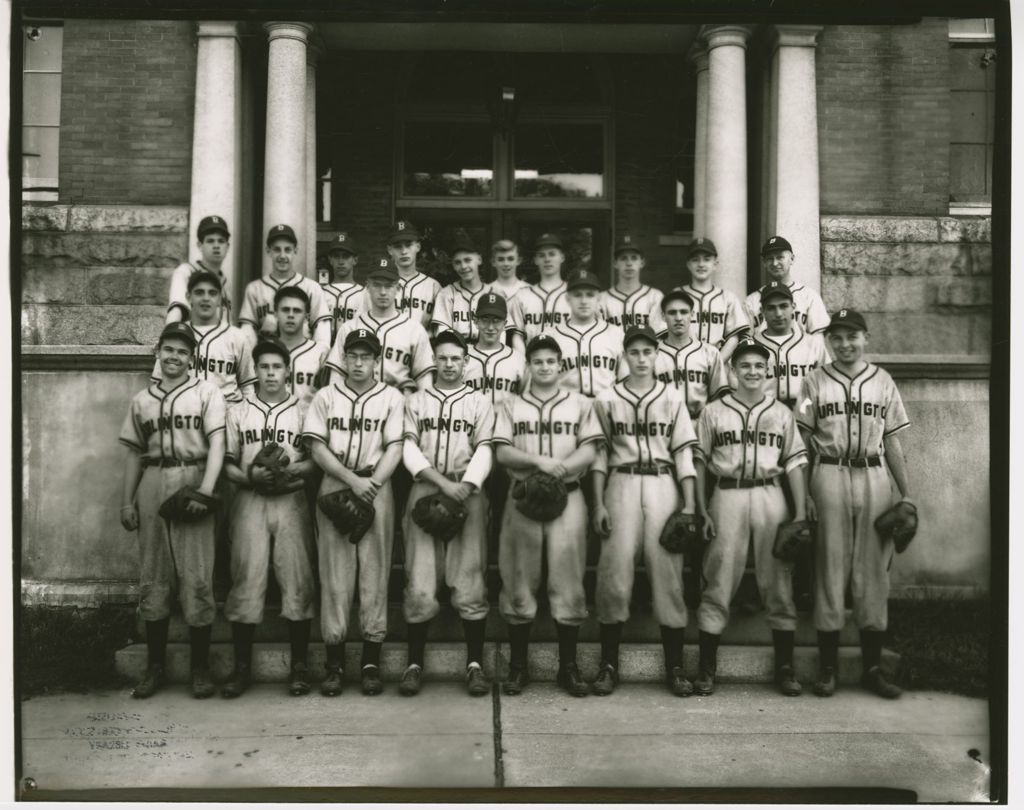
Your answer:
[817,401,887,418]
[713,429,784,449]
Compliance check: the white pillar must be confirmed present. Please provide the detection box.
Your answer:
[689,44,710,237]
[189,22,242,304]
[305,43,320,278]
[770,25,824,292]
[702,25,751,297]
[262,22,312,275]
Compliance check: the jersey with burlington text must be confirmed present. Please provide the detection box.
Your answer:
[287,339,330,407]
[403,384,495,477]
[326,312,435,393]
[593,382,696,470]
[431,281,516,342]
[396,272,442,328]
[508,282,574,343]
[674,284,750,349]
[695,394,807,479]
[238,273,331,335]
[463,343,526,406]
[321,281,367,341]
[753,325,830,407]
[795,363,910,460]
[118,378,226,462]
[302,381,405,472]
[490,277,531,305]
[601,286,666,334]
[151,322,255,404]
[654,338,730,418]
[167,261,231,324]
[745,283,830,334]
[226,394,308,469]
[548,320,626,398]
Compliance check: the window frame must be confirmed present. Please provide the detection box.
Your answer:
[947,19,995,216]
[22,21,63,202]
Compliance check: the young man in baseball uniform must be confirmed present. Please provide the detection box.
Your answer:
[326,259,435,395]
[489,239,531,305]
[590,325,699,697]
[675,237,750,363]
[796,309,914,699]
[166,215,231,326]
[464,293,526,406]
[508,233,574,345]
[118,322,226,699]
[320,231,366,342]
[399,330,496,697]
[601,236,665,334]
[219,336,317,698]
[303,328,407,696]
[387,221,441,328]
[692,337,809,697]
[494,334,604,697]
[238,224,331,349]
[272,287,329,408]
[745,236,830,334]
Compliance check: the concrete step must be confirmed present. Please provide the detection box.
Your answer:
[115,642,897,687]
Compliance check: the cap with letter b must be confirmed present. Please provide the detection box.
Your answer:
[731,336,771,363]
[475,292,508,319]
[159,321,198,350]
[613,234,645,258]
[623,324,659,349]
[267,223,298,246]
[344,328,382,356]
[761,235,793,256]
[367,257,399,283]
[687,237,717,259]
[197,215,230,241]
[387,220,421,244]
[525,333,562,358]
[760,280,794,304]
[826,308,868,333]
[328,232,358,256]
[566,268,601,291]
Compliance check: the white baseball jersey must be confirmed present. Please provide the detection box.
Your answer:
[753,325,830,407]
[695,394,807,478]
[321,281,367,340]
[238,273,331,336]
[491,277,531,305]
[492,387,604,482]
[397,271,442,327]
[509,281,573,343]
[287,338,330,407]
[302,381,406,470]
[326,312,435,392]
[463,343,526,406]
[674,284,750,349]
[593,382,697,470]
[167,261,230,324]
[795,363,910,460]
[431,281,515,342]
[654,338,730,418]
[745,283,830,334]
[119,378,226,462]
[601,285,666,334]
[403,384,495,477]
[151,322,255,404]
[547,320,626,398]
[225,394,308,468]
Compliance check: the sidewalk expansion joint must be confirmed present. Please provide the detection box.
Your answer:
[491,682,504,787]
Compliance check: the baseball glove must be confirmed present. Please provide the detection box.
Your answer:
[772,520,814,563]
[249,442,303,496]
[874,500,919,554]
[317,490,375,544]
[512,472,569,523]
[658,510,705,555]
[411,493,468,542]
[158,486,221,523]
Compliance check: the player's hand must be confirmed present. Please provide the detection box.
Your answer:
[805,495,818,523]
[701,513,716,541]
[445,481,475,503]
[349,476,380,504]
[536,458,568,479]
[249,465,275,487]
[120,505,139,531]
[593,505,611,538]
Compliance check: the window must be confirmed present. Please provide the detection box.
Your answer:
[948,19,995,213]
[401,120,495,198]
[512,123,604,199]
[22,24,63,201]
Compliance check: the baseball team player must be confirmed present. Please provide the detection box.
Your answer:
[118,322,226,699]
[219,336,317,698]
[387,221,441,328]
[795,308,913,699]
[399,330,495,696]
[271,286,330,408]
[675,237,750,363]
[303,328,407,696]
[320,231,366,342]
[489,239,531,304]
[508,233,575,345]
[590,325,699,697]
[494,334,604,697]
[745,236,830,334]
[166,215,231,325]
[326,259,435,395]
[463,293,527,406]
[238,224,332,348]
[692,337,809,697]
[601,236,666,334]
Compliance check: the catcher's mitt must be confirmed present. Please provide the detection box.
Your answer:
[158,486,221,522]
[874,500,918,554]
[512,472,568,523]
[659,510,705,555]
[317,490,375,544]
[411,493,468,542]
[249,442,303,496]
[772,520,814,562]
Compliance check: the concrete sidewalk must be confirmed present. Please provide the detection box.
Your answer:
[18,683,990,801]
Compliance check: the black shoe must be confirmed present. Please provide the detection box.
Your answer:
[861,666,902,699]
[776,664,802,697]
[667,666,693,697]
[288,662,311,696]
[503,665,529,696]
[399,664,423,696]
[466,664,490,697]
[556,663,588,697]
[320,666,344,697]
[591,662,618,696]
[812,666,836,697]
[361,665,383,696]
[191,668,216,699]
[132,665,164,699]
[693,666,716,696]
[220,664,252,698]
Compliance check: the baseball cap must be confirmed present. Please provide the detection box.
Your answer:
[826,308,868,333]
[344,328,382,356]
[387,220,420,244]
[623,325,659,349]
[661,289,695,311]
[525,334,562,358]
[366,257,399,283]
[431,330,468,352]
[328,232,358,255]
[158,322,197,350]
[566,268,601,291]
[687,237,717,259]
[731,336,771,363]
[613,234,644,257]
[451,238,480,256]
[475,292,508,319]
[534,233,563,251]
[761,235,793,256]
[252,335,290,364]
[760,280,794,304]
[197,215,230,240]
[267,223,298,246]
[186,269,223,292]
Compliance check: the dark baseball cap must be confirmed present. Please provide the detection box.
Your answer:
[387,220,420,244]
[431,330,468,352]
[451,238,480,256]
[197,215,230,240]
[613,234,645,257]
[252,335,290,364]
[534,233,563,251]
[731,337,771,363]
[761,235,793,256]
[661,289,695,311]
[158,322,197,349]
[760,281,794,303]
[475,292,508,319]
[267,223,298,246]
[328,232,358,255]
[687,237,717,259]
[366,257,399,283]
[525,334,562,358]
[624,325,659,349]
[826,308,868,333]
[566,268,601,291]
[344,327,382,356]
[186,269,223,292]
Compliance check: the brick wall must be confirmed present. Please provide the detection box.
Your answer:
[817,20,951,215]
[59,19,195,205]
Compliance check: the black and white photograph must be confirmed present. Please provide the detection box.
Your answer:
[10,0,1011,802]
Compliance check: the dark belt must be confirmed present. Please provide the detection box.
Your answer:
[781,398,796,410]
[143,457,204,468]
[354,467,375,478]
[613,464,674,476]
[717,476,777,489]
[817,456,882,469]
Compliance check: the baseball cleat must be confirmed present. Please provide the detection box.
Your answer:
[131,665,164,700]
[288,662,311,696]
[812,666,836,697]
[190,668,216,699]
[861,666,902,699]
[502,666,529,696]
[667,666,694,697]
[556,663,588,697]
[693,666,716,696]
[220,665,252,698]
[319,666,344,697]
[591,662,618,696]
[775,665,803,697]
[399,664,423,696]
[466,664,490,697]
[361,665,383,696]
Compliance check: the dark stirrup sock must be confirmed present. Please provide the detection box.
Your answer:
[554,622,581,668]
[772,629,796,668]
[324,642,345,670]
[659,625,686,671]
[230,622,256,669]
[507,622,532,670]
[599,622,623,669]
[463,618,487,667]
[407,620,430,668]
[288,619,312,667]
[146,617,171,668]
[361,640,382,669]
[189,624,213,671]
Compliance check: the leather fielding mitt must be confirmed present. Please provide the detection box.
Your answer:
[772,519,814,562]
[512,472,569,523]
[249,442,303,496]
[874,500,918,554]
[411,493,468,542]
[158,486,221,522]
[317,489,375,544]
[658,510,705,555]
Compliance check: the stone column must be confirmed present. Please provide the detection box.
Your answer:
[689,44,710,237]
[770,25,824,292]
[305,44,320,277]
[702,25,752,296]
[262,22,313,275]
[189,22,242,303]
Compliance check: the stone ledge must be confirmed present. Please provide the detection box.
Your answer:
[22,204,189,233]
[821,215,991,244]
[21,579,140,607]
[22,345,156,372]
[868,354,990,379]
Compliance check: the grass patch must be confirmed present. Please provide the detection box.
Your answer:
[19,605,137,698]
[887,598,989,697]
